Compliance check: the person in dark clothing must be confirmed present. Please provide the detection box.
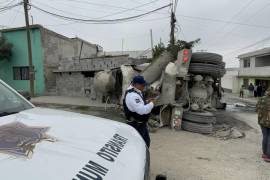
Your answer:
[257,84,263,97]
[262,84,267,96]
[123,75,155,147]
[257,87,270,162]
[248,83,255,97]
[254,85,258,97]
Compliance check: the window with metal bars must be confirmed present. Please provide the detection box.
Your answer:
[13,67,30,80]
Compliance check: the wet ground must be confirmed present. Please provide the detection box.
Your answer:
[34,94,270,180]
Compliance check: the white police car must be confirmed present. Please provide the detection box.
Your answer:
[0,79,150,180]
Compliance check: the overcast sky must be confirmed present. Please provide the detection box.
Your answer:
[1,0,270,67]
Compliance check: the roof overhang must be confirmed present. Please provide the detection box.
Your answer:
[238,47,270,59]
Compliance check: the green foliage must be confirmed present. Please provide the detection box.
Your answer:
[152,38,201,60]
[0,36,13,61]
[152,42,166,59]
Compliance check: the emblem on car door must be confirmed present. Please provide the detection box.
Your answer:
[0,121,56,158]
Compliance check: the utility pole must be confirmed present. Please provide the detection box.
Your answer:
[23,0,34,96]
[150,29,153,50]
[169,11,176,47]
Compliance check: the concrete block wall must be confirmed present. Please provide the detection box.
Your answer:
[58,56,131,72]
[72,38,98,58]
[56,72,85,97]
[41,28,76,92]
[40,28,100,94]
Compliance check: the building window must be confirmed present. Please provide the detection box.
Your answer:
[255,55,270,67]
[13,67,30,80]
[243,59,250,68]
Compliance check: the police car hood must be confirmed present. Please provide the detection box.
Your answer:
[0,107,147,180]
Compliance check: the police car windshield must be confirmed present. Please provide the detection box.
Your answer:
[0,82,33,116]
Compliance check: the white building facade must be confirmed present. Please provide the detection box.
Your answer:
[238,47,270,91]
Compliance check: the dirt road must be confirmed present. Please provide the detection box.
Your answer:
[150,115,269,180]
[34,94,270,180]
[149,95,270,180]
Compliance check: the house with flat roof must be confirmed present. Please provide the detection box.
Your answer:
[0,25,101,95]
[238,47,270,90]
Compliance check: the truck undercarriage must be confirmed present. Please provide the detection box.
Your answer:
[92,49,226,134]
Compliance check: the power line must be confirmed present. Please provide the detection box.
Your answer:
[51,0,169,16]
[35,0,162,20]
[43,0,112,15]
[0,2,23,13]
[44,16,170,27]
[224,34,270,56]
[206,0,256,49]
[0,0,17,6]
[35,0,269,29]
[30,3,171,24]
[177,14,270,29]
[8,5,19,26]
[53,0,155,12]
[98,0,162,19]
[33,1,95,19]
[209,1,270,49]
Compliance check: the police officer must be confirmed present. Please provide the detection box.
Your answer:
[123,75,155,147]
[257,87,270,162]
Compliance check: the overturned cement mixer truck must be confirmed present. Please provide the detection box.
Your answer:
[93,49,226,134]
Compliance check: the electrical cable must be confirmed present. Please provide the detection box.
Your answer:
[8,4,19,26]
[33,1,95,19]
[30,3,172,24]
[52,0,165,13]
[0,2,23,13]
[44,15,170,27]
[176,14,270,29]
[0,0,16,6]
[97,0,162,19]
[208,1,270,49]
[206,0,256,49]
[34,0,162,20]
[36,0,269,29]
[224,34,270,56]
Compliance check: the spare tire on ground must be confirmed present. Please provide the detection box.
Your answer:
[182,120,213,134]
[183,111,216,124]
[191,52,222,65]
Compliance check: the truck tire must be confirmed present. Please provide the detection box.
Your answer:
[191,52,222,65]
[189,63,225,78]
[182,120,213,134]
[183,111,216,124]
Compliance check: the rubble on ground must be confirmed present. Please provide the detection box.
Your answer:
[212,124,245,140]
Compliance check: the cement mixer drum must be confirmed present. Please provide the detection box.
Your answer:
[93,71,116,94]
